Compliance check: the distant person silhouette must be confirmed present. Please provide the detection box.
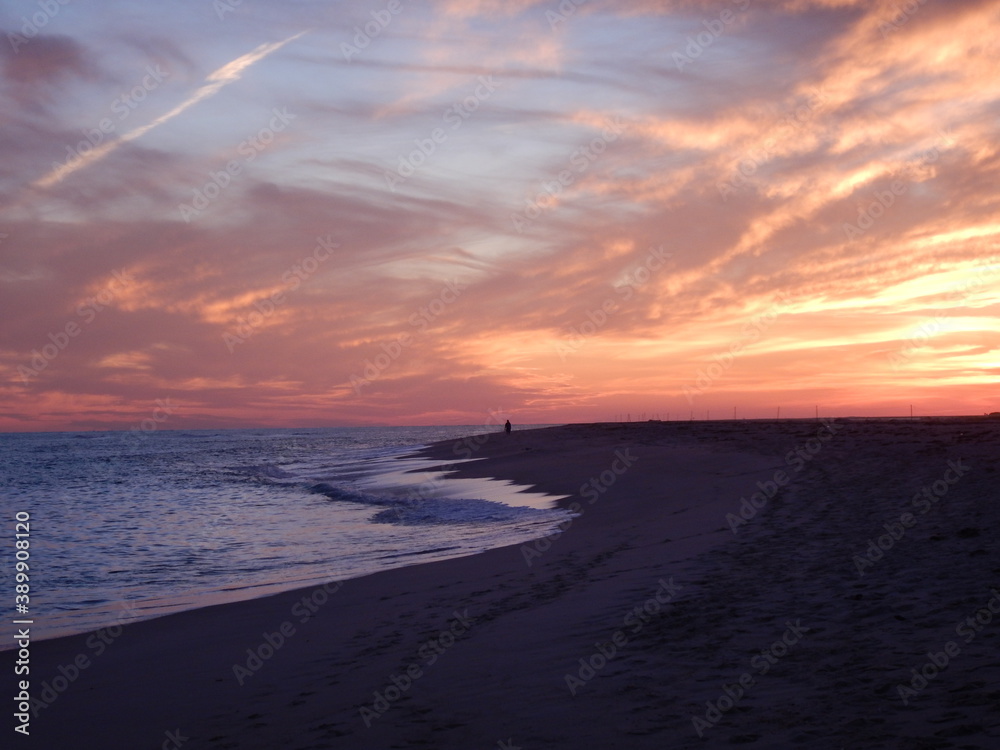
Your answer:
[504,420,511,434]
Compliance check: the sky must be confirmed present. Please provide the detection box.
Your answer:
[1,0,998,432]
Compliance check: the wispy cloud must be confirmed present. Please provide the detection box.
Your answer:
[2,1,999,430]
[31,30,308,189]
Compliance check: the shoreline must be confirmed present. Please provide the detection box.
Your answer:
[14,433,571,646]
[24,420,1000,748]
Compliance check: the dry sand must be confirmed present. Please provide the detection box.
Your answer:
[21,419,1000,749]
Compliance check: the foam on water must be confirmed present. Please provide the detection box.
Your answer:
[0,426,569,643]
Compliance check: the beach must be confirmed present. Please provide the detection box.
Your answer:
[22,419,1000,749]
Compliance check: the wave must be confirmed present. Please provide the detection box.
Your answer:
[233,464,298,480]
[309,482,565,527]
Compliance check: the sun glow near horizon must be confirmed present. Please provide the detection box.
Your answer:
[1,0,999,432]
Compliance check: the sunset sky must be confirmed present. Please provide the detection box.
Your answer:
[1,0,998,431]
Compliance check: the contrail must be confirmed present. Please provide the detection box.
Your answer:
[33,30,307,189]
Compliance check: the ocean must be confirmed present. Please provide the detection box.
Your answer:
[0,426,570,644]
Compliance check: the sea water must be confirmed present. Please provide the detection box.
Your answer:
[0,426,569,643]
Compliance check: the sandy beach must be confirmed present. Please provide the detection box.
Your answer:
[21,419,1000,749]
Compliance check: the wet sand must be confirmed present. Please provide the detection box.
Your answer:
[22,419,1000,749]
